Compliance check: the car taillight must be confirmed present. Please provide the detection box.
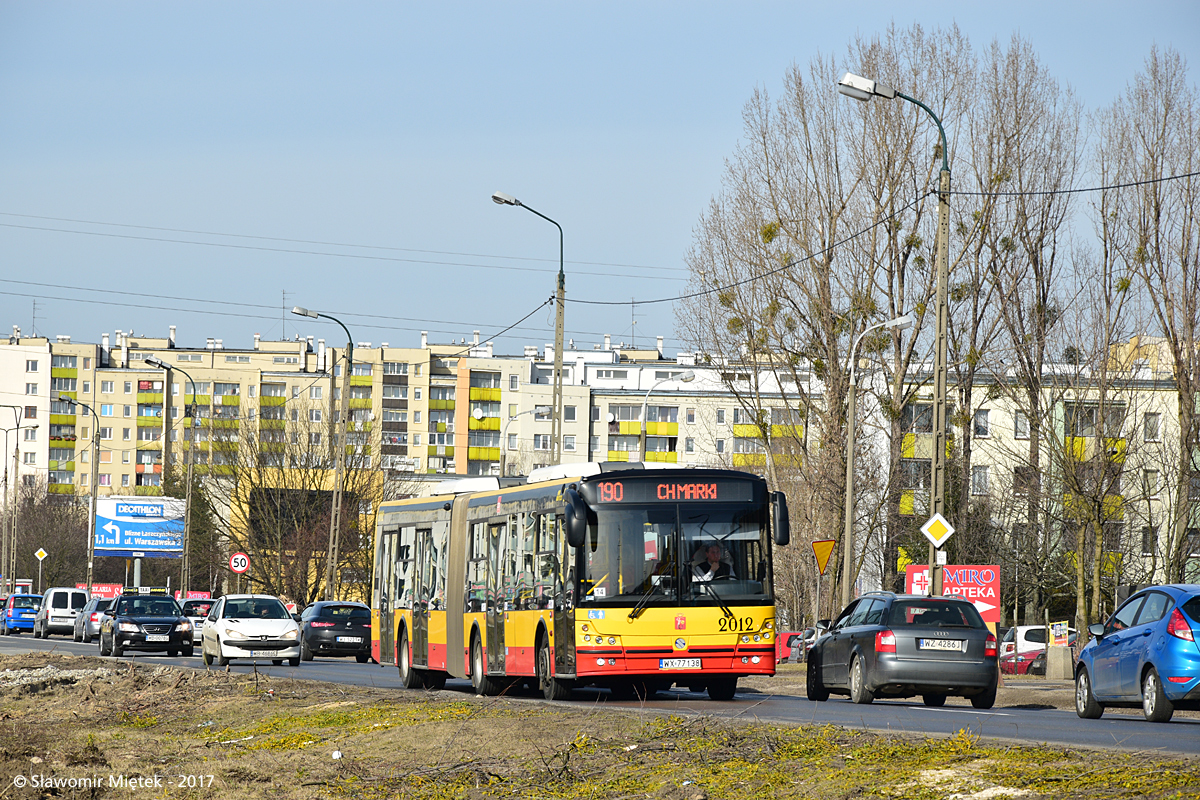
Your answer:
[310,622,335,628]
[1167,609,1195,642]
[90,613,100,623]
[984,633,998,657]
[875,629,896,653]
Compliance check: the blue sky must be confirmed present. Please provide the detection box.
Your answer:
[1,2,1197,355]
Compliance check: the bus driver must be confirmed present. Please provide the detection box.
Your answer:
[693,543,734,582]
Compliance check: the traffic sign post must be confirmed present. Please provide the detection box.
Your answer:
[229,552,249,594]
[810,539,837,625]
[920,513,955,595]
[35,548,47,594]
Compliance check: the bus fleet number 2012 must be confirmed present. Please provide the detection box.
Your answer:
[717,616,757,632]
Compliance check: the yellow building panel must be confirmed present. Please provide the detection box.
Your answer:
[469,387,501,402]
[770,424,804,440]
[137,392,165,404]
[646,421,678,436]
[901,433,916,459]
[468,417,500,431]
[732,424,761,438]
[606,451,630,462]
[47,460,76,471]
[259,396,286,407]
[618,421,640,435]
[50,414,76,426]
[732,453,766,467]
[427,445,455,457]
[899,489,916,516]
[468,447,500,462]
[1104,437,1127,464]
[349,375,373,387]
[1066,435,1087,461]
[48,484,75,495]
[136,417,164,427]
[348,398,373,410]
[429,399,456,411]
[645,451,678,463]
[51,368,78,379]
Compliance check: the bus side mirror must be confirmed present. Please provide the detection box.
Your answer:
[771,491,790,546]
[564,488,588,548]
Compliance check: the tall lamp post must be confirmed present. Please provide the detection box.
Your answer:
[640,370,695,462]
[838,72,951,596]
[55,393,101,596]
[144,356,197,598]
[492,191,565,466]
[2,418,36,594]
[292,306,353,600]
[840,315,913,607]
[0,404,22,594]
[499,405,551,477]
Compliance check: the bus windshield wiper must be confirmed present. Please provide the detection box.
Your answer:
[702,582,735,619]
[628,576,671,620]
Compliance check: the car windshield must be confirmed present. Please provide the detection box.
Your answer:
[12,597,40,610]
[888,600,984,628]
[321,605,369,619]
[580,502,770,606]
[184,602,213,616]
[118,598,182,616]
[225,599,290,620]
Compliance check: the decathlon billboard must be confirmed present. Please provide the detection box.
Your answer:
[94,496,186,558]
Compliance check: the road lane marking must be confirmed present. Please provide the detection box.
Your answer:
[913,707,1013,716]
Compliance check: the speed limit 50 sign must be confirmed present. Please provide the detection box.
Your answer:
[229,552,250,574]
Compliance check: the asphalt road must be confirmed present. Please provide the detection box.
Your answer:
[4,633,1197,755]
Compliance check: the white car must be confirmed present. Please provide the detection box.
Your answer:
[200,594,301,667]
[999,624,1077,658]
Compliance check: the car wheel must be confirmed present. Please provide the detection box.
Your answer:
[398,628,424,689]
[849,656,874,704]
[99,632,112,657]
[288,656,300,667]
[356,653,369,664]
[806,653,829,702]
[82,632,92,644]
[1142,667,1174,723]
[707,676,737,701]
[537,637,572,701]
[168,650,178,658]
[470,632,502,696]
[182,645,194,658]
[970,678,997,710]
[923,693,947,707]
[216,639,230,667]
[1074,667,1103,719]
[301,639,314,662]
[73,628,82,643]
[112,638,124,658]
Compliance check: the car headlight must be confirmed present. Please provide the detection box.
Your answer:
[176,621,191,632]
[281,628,300,640]
[118,622,140,633]
[224,627,248,640]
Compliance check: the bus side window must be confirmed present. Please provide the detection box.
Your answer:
[536,513,557,610]
[467,522,488,613]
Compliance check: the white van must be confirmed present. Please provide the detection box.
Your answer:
[33,587,89,638]
[999,624,1076,658]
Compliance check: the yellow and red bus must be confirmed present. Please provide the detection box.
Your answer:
[370,464,789,700]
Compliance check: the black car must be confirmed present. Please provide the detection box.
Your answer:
[299,601,372,662]
[99,588,194,658]
[807,592,999,708]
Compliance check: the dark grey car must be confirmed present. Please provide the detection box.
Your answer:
[807,592,999,708]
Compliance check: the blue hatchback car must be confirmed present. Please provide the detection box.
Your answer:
[1075,584,1200,722]
[1,594,43,634]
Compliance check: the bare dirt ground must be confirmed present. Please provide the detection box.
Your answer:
[1,654,1197,800]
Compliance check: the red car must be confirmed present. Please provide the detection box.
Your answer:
[1000,648,1040,674]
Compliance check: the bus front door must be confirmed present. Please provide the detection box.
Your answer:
[378,530,396,664]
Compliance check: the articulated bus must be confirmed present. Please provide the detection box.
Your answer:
[370,463,790,700]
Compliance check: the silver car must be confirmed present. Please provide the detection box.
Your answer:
[181,599,215,645]
[73,597,115,643]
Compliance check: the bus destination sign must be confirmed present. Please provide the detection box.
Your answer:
[586,479,754,504]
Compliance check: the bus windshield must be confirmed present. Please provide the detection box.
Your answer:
[581,503,770,606]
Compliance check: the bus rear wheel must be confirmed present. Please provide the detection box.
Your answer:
[537,638,572,701]
[470,633,503,696]
[398,628,423,690]
[707,676,738,701]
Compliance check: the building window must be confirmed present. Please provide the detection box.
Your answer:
[50,377,76,392]
[24,406,35,420]
[82,381,90,393]
[685,437,695,453]
[25,359,37,372]
[99,427,113,440]
[413,434,421,446]
[608,435,638,452]
[25,383,37,395]
[124,381,132,394]
[310,432,322,446]
[99,474,111,487]
[1014,410,1030,439]
[273,356,299,365]
[23,428,36,442]
[534,434,551,451]
[595,369,628,379]
[122,405,131,417]
[1144,469,1160,498]
[901,402,933,434]
[83,357,91,369]
[647,406,678,423]
[716,409,725,425]
[309,409,322,423]
[507,433,517,451]
[973,409,990,438]
[383,362,408,375]
[564,405,576,422]
[101,381,114,393]
[563,435,576,452]
[352,363,373,376]
[971,465,989,495]
[535,406,551,421]
[213,382,240,396]
[1142,526,1157,557]
[414,388,422,400]
[22,452,35,465]
[686,408,695,424]
[123,428,131,441]
[509,375,518,391]
[733,437,764,454]
[591,406,600,422]
[610,405,641,422]
[1144,412,1161,442]
[715,439,725,454]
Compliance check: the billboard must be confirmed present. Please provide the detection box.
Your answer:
[94,497,185,559]
[905,564,1001,624]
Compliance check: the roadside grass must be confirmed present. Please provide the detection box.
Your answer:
[0,654,1197,799]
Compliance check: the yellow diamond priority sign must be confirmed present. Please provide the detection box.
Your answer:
[920,513,955,549]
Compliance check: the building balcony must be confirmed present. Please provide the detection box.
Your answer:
[469,387,501,402]
[259,396,287,407]
[48,484,76,495]
[468,446,500,461]
[137,392,164,404]
[606,450,632,462]
[51,367,78,379]
[427,445,454,458]
[468,417,500,431]
[429,399,456,410]
[349,375,374,387]
[645,421,678,436]
[645,451,678,464]
[348,398,373,410]
[50,414,77,426]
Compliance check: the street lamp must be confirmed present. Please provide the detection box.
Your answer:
[144,355,197,598]
[55,392,101,597]
[499,405,552,477]
[1,416,36,594]
[840,315,913,607]
[838,71,952,596]
[292,305,353,600]
[492,191,566,466]
[640,370,695,462]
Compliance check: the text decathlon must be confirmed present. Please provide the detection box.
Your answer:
[116,504,164,517]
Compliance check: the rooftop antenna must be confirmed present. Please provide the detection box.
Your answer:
[31,299,38,337]
[630,297,636,349]
[281,290,288,340]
